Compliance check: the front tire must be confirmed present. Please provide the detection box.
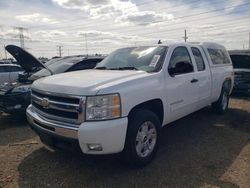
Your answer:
[124,109,161,167]
[212,87,229,114]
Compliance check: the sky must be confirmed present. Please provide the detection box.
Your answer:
[0,0,250,58]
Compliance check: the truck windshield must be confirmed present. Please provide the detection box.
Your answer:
[96,46,167,72]
[30,57,85,80]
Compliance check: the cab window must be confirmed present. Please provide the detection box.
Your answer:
[168,46,194,76]
[191,47,205,71]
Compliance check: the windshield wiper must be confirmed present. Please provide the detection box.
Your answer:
[42,64,54,75]
[95,66,107,70]
[110,67,139,70]
[96,66,139,71]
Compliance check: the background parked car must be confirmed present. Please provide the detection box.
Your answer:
[229,50,250,94]
[0,64,24,85]
[0,45,105,115]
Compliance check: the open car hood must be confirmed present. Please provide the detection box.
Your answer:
[5,45,46,72]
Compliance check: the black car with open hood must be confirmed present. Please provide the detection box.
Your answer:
[0,45,105,114]
[5,45,49,82]
[229,50,250,94]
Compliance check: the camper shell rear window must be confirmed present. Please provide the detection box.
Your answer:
[207,48,231,65]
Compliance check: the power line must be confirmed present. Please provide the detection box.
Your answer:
[24,4,250,42]
[2,1,249,56]
[30,29,250,51]
[2,1,249,44]
[26,17,250,45]
[30,0,203,30]
[29,0,248,34]
[23,17,250,46]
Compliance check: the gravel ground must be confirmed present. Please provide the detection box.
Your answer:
[0,97,249,188]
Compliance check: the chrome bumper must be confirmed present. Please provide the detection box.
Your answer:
[26,105,78,139]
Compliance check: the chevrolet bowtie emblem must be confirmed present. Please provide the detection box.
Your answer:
[41,98,50,108]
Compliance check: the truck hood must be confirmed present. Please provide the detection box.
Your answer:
[5,45,46,73]
[32,69,149,95]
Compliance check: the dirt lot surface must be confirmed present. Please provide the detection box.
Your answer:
[0,97,250,188]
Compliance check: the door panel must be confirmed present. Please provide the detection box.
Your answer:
[191,46,212,108]
[166,46,200,121]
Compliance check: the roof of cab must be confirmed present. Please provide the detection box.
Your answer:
[157,42,227,50]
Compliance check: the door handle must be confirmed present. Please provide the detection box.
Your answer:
[190,78,198,83]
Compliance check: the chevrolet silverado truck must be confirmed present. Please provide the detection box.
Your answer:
[27,42,234,166]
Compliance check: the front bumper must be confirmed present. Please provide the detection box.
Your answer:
[26,105,128,154]
[233,83,250,94]
[0,92,30,113]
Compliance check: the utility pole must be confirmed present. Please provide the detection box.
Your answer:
[15,27,27,49]
[183,29,188,42]
[81,33,88,56]
[57,45,63,57]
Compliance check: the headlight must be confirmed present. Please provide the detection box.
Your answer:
[11,85,31,93]
[86,94,121,121]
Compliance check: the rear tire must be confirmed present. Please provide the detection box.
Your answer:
[124,109,161,167]
[212,87,229,114]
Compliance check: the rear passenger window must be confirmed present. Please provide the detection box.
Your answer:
[207,48,231,64]
[191,47,205,71]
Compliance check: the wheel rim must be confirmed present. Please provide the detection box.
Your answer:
[135,121,157,158]
[222,92,228,110]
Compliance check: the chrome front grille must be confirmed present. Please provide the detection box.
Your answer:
[234,72,250,83]
[31,89,85,126]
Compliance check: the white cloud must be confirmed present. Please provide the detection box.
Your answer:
[53,0,172,25]
[33,30,66,39]
[116,11,174,26]
[52,0,110,11]
[224,0,245,12]
[0,28,18,39]
[77,30,146,43]
[199,24,215,29]
[15,13,58,24]
[53,0,138,19]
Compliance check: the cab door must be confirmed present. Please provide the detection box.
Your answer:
[165,46,200,122]
[190,46,212,108]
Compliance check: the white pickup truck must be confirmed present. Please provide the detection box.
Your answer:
[27,42,234,166]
